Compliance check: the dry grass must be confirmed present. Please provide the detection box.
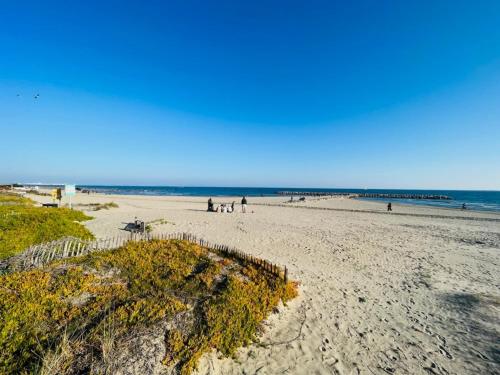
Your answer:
[72,202,119,211]
[39,331,75,375]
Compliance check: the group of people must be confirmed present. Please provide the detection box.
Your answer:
[208,196,248,213]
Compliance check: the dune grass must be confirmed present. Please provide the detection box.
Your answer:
[0,193,93,259]
[73,202,119,211]
[0,239,297,374]
[0,193,35,206]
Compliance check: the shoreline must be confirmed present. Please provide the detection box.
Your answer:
[34,189,500,218]
[22,184,500,213]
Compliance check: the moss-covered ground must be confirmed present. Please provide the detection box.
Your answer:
[0,239,297,374]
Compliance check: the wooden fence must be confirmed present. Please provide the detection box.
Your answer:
[5,232,288,282]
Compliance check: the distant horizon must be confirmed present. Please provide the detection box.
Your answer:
[12,182,500,192]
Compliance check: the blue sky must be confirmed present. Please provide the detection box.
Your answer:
[1,0,499,189]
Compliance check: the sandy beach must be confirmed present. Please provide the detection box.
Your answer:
[28,192,500,374]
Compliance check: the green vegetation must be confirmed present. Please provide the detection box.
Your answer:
[0,239,298,374]
[0,193,93,259]
[73,202,119,211]
[0,193,34,206]
[148,218,175,226]
[145,218,175,234]
[146,218,176,233]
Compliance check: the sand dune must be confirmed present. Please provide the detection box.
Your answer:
[29,193,500,374]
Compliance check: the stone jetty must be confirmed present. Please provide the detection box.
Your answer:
[277,191,452,200]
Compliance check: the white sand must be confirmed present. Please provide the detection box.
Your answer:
[29,192,500,374]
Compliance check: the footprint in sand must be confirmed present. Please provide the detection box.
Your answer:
[439,345,453,359]
[471,348,490,361]
[384,348,401,362]
[434,333,446,346]
[319,336,333,354]
[423,359,448,374]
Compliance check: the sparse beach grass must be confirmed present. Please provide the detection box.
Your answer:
[145,218,176,233]
[0,239,297,374]
[0,193,35,206]
[0,193,93,259]
[148,218,175,226]
[72,202,119,211]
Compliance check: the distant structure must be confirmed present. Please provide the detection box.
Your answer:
[276,191,452,200]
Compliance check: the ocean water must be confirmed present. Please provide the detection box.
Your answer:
[79,186,500,212]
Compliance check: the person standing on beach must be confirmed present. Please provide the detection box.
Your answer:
[208,198,214,212]
[241,196,247,213]
[387,202,392,211]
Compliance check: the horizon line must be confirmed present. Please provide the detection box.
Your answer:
[14,182,500,192]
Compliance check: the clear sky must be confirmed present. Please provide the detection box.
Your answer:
[1,0,499,189]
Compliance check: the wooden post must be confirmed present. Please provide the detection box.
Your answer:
[48,244,57,262]
[63,241,70,257]
[284,266,288,283]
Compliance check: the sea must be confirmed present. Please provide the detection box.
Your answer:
[76,186,500,213]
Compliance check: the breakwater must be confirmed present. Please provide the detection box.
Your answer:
[277,191,452,200]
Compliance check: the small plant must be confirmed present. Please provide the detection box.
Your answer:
[148,218,175,226]
[39,330,75,375]
[99,311,117,374]
[144,218,175,234]
[94,202,119,211]
[74,202,119,211]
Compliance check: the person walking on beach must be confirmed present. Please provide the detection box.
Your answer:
[462,203,467,210]
[241,196,247,213]
[231,201,235,212]
[208,198,214,212]
[387,202,392,211]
